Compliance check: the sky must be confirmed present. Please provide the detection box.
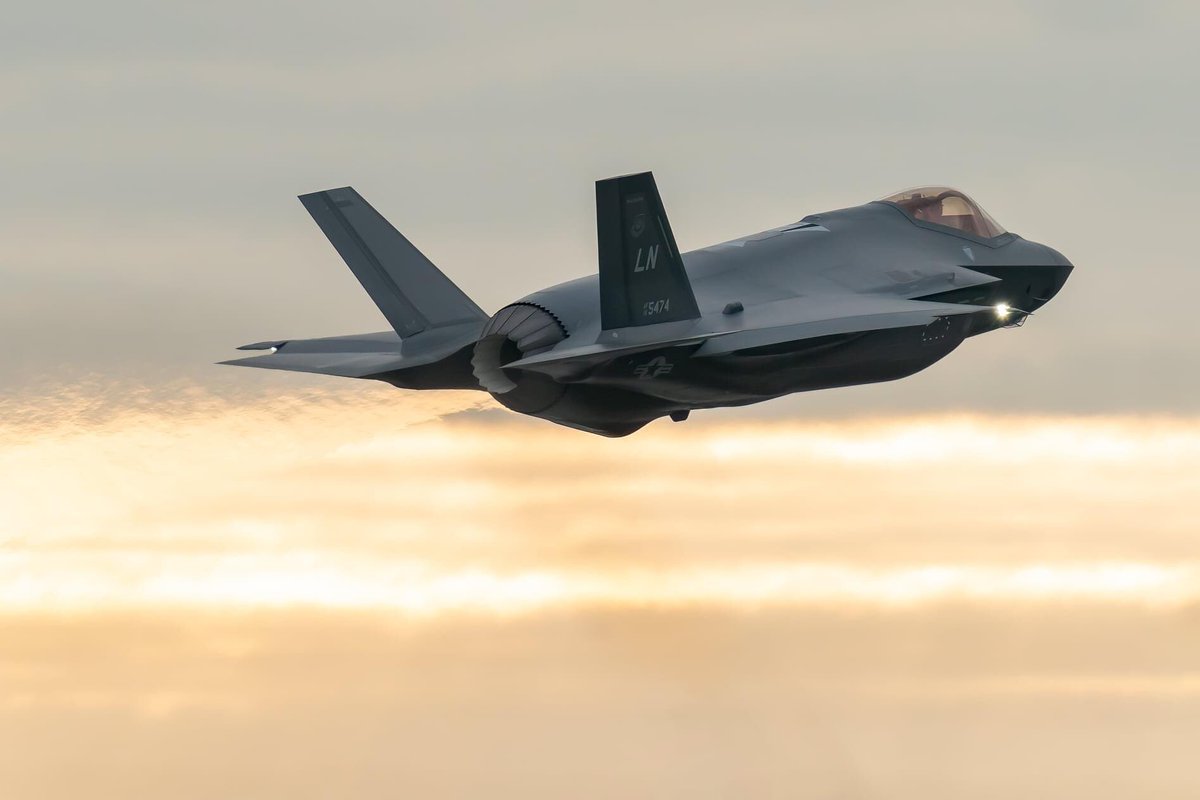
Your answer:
[2,1,1199,798]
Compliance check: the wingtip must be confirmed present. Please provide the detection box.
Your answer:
[217,357,259,367]
[297,186,354,202]
[236,340,288,351]
[597,170,654,185]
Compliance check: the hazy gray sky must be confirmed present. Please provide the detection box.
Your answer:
[3,0,1197,415]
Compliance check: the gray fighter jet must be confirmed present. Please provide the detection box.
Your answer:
[224,174,1073,436]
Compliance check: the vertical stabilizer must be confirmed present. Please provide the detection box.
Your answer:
[596,172,701,329]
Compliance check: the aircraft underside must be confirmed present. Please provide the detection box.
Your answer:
[375,321,969,437]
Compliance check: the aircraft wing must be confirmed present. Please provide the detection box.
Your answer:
[503,296,995,379]
[219,320,485,385]
[690,296,994,357]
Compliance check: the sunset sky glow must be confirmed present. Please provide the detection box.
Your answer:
[3,1,1199,797]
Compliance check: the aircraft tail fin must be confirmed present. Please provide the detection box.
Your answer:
[299,187,487,338]
[596,172,701,330]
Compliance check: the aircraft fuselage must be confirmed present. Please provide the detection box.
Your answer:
[226,180,1073,437]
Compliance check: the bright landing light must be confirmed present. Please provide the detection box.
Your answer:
[994,302,1011,319]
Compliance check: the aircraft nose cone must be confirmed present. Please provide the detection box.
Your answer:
[1030,247,1073,311]
[1054,261,1074,294]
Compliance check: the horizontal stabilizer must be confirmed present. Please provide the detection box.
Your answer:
[299,187,487,337]
[220,320,485,388]
[220,351,410,379]
[596,172,700,329]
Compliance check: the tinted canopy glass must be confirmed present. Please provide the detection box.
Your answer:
[881,187,1006,238]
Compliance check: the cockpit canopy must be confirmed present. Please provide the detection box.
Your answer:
[881,187,1006,239]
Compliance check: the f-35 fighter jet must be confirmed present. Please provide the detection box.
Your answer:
[224,174,1073,436]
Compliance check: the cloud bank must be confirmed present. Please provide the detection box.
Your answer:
[4,385,1197,614]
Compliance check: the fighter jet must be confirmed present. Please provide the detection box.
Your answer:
[223,174,1073,436]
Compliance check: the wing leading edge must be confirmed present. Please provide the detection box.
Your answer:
[503,296,998,379]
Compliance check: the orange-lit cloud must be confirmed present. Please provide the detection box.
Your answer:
[5,386,1200,799]
[4,385,1197,615]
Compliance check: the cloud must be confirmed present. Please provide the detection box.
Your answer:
[4,606,1200,799]
[5,386,1200,797]
[4,385,1198,613]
